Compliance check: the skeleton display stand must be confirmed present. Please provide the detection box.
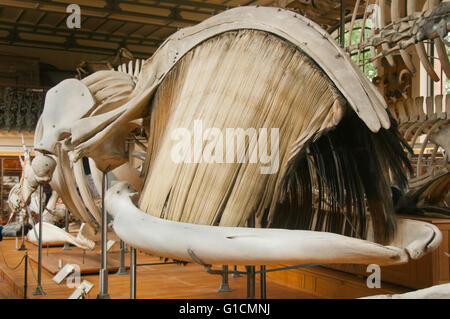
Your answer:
[218,265,266,298]
[116,240,128,275]
[260,266,266,299]
[17,221,27,251]
[127,250,180,299]
[62,209,71,251]
[218,265,232,292]
[97,169,110,299]
[32,185,45,296]
[246,212,256,299]
[231,265,241,278]
[130,247,136,299]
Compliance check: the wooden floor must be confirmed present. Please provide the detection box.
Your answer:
[0,237,316,299]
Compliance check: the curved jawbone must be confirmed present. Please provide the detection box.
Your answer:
[27,222,95,250]
[106,182,437,266]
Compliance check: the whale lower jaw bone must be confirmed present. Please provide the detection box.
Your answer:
[107,182,441,266]
[27,222,95,251]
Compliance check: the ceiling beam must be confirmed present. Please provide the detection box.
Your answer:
[0,34,154,57]
[136,0,230,11]
[0,22,162,46]
[1,0,202,28]
[121,0,220,15]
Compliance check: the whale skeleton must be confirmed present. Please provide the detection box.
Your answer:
[28,6,445,271]
[106,182,441,266]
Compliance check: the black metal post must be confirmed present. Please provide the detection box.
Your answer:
[218,265,232,292]
[18,216,26,251]
[231,265,241,278]
[246,265,255,299]
[23,252,28,299]
[62,208,71,250]
[130,247,136,299]
[32,185,44,295]
[246,212,255,299]
[97,169,110,299]
[116,240,127,275]
[260,265,266,299]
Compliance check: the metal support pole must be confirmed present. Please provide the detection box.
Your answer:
[340,0,345,47]
[246,211,255,299]
[130,247,136,299]
[23,252,28,299]
[18,218,26,251]
[97,169,110,299]
[231,265,241,278]
[218,265,232,292]
[246,265,255,299]
[260,265,266,299]
[62,208,71,250]
[116,240,128,275]
[32,185,44,296]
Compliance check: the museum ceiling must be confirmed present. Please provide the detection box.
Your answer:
[0,0,282,57]
[0,0,365,58]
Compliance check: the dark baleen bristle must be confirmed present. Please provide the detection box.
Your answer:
[271,109,412,245]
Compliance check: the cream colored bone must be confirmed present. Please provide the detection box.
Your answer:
[361,283,450,299]
[107,182,442,266]
[40,6,389,169]
[34,117,99,230]
[33,7,392,229]
[391,0,416,73]
[107,182,411,266]
[27,222,95,250]
[36,79,95,155]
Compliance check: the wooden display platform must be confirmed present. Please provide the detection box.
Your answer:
[0,239,314,299]
[29,248,127,275]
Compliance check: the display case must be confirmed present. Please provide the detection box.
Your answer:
[0,156,22,225]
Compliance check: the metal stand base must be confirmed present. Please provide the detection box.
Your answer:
[218,265,232,292]
[17,244,27,251]
[32,285,45,296]
[218,283,232,292]
[62,243,71,251]
[97,269,111,299]
[116,240,128,275]
[231,265,241,278]
[116,268,128,275]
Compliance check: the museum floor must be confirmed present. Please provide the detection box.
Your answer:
[0,237,315,299]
